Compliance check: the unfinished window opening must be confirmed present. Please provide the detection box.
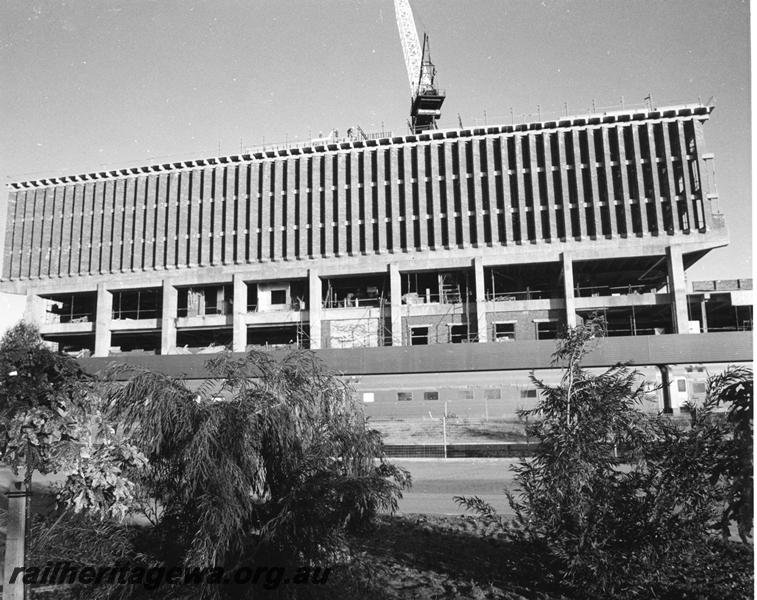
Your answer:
[323,274,386,308]
[494,322,516,342]
[424,391,439,401]
[573,256,667,297]
[458,389,474,400]
[112,288,161,320]
[402,270,471,305]
[410,326,429,345]
[449,324,469,343]
[40,333,95,357]
[485,263,562,301]
[39,292,97,325]
[176,328,233,352]
[247,324,303,349]
[177,285,233,317]
[520,389,538,399]
[578,305,673,336]
[110,331,160,355]
[397,392,413,402]
[535,321,559,340]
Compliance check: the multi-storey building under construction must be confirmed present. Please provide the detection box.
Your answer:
[0,103,751,372]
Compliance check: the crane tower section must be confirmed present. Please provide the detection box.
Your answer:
[393,0,445,134]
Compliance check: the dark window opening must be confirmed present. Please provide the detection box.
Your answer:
[410,326,429,345]
[494,322,516,341]
[449,324,469,343]
[41,293,97,325]
[397,392,413,402]
[270,289,287,305]
[536,321,559,340]
[424,391,439,401]
[112,288,162,320]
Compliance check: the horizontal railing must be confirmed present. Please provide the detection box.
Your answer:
[486,289,560,301]
[575,284,650,297]
[323,297,383,309]
[112,309,161,320]
[42,311,94,325]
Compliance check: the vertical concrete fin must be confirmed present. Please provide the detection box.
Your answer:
[666,244,690,334]
[562,252,576,329]
[160,280,177,354]
[473,257,488,343]
[308,269,322,349]
[94,283,112,357]
[232,275,247,352]
[389,263,402,346]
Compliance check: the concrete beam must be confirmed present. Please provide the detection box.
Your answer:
[79,331,753,378]
[666,245,690,334]
[389,263,402,346]
[473,257,488,343]
[561,252,576,329]
[94,283,112,357]
[232,275,247,352]
[160,281,177,355]
[308,269,322,349]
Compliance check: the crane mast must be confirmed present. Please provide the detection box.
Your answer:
[393,0,445,134]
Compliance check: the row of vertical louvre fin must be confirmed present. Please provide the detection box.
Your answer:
[3,117,711,280]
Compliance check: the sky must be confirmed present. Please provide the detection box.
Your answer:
[0,0,751,282]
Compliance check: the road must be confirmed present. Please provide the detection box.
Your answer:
[392,458,518,515]
[0,460,520,518]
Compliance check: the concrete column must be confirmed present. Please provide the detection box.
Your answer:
[94,283,112,357]
[23,291,40,325]
[666,245,690,334]
[389,264,403,346]
[4,484,29,600]
[473,257,488,343]
[160,280,177,354]
[232,275,247,353]
[308,269,322,349]
[700,296,709,333]
[562,252,577,329]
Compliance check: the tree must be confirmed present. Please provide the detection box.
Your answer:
[99,348,409,598]
[706,366,753,542]
[0,322,145,600]
[0,322,145,520]
[457,319,741,598]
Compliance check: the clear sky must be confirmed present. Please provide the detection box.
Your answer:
[0,0,751,281]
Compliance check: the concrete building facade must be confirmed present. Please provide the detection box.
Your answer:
[1,103,750,357]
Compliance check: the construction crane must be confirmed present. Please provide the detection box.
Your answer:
[393,0,445,134]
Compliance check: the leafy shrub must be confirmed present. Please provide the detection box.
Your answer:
[458,320,752,598]
[101,348,409,598]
